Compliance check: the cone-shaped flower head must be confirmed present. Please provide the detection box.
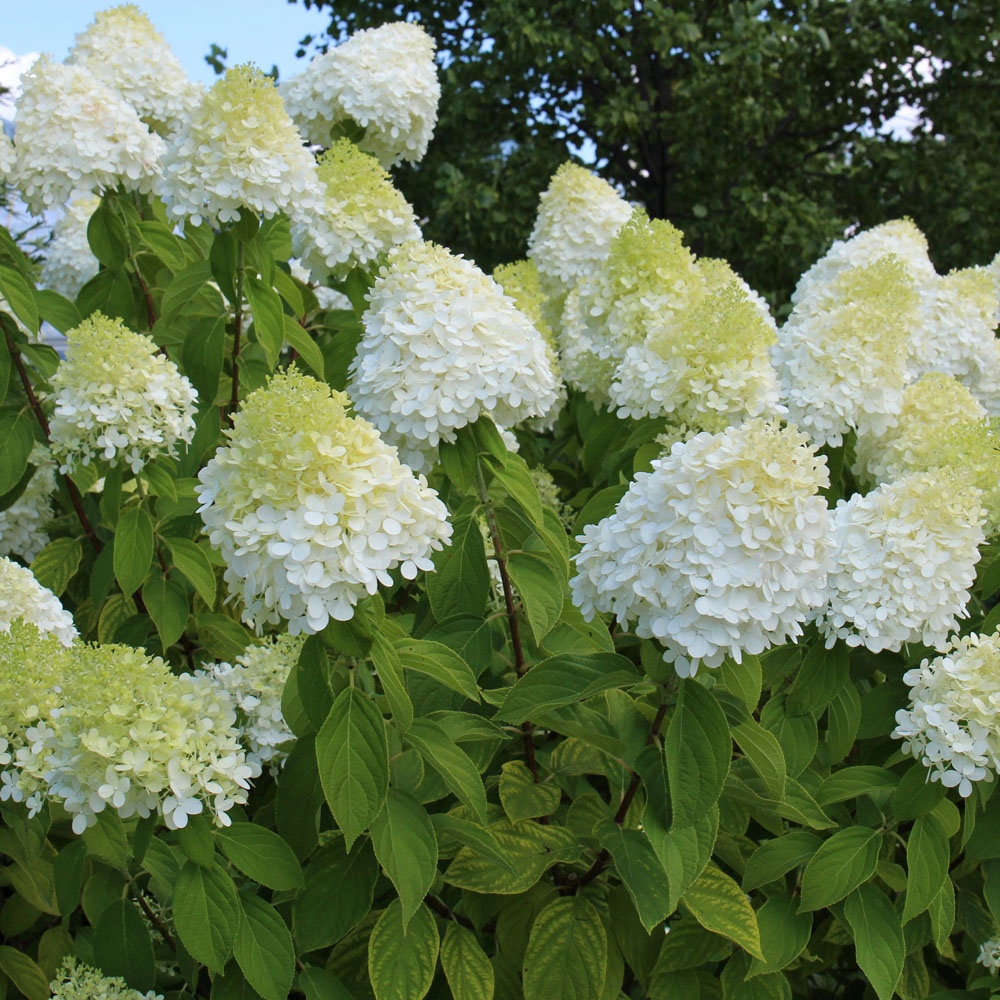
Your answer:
[348,241,559,470]
[819,471,984,652]
[38,194,100,299]
[0,557,76,647]
[158,64,321,226]
[200,634,304,770]
[66,5,202,135]
[11,56,164,214]
[0,621,257,830]
[51,958,163,1000]
[280,21,440,166]
[197,368,452,633]
[854,373,1000,532]
[0,446,57,564]
[772,255,918,446]
[571,419,831,676]
[49,313,198,475]
[527,162,632,302]
[291,139,421,282]
[894,628,1000,797]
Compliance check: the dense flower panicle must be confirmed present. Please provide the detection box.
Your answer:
[50,958,162,1000]
[48,313,198,474]
[772,255,918,446]
[202,634,304,769]
[819,472,984,652]
[197,369,452,633]
[571,420,831,676]
[281,22,440,166]
[0,622,257,830]
[11,56,164,215]
[0,132,14,178]
[791,218,935,308]
[66,4,202,135]
[291,139,421,282]
[894,629,1000,797]
[0,446,57,563]
[157,64,321,226]
[979,940,1000,974]
[38,194,100,299]
[348,241,559,470]
[527,162,632,302]
[0,558,77,646]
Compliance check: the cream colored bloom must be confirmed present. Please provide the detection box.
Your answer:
[979,940,1000,974]
[0,446,56,564]
[0,557,76,647]
[0,132,14,179]
[51,958,162,1000]
[38,194,100,299]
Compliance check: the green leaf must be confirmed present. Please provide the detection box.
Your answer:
[817,766,898,807]
[488,453,544,526]
[406,718,488,822]
[293,838,378,953]
[747,894,811,977]
[173,861,240,974]
[666,680,731,830]
[245,275,285,369]
[742,831,822,892]
[177,814,216,867]
[732,718,786,801]
[137,220,189,271]
[786,642,849,716]
[142,574,189,649]
[182,315,226,406]
[371,631,413,731]
[927,878,955,952]
[441,923,494,1000]
[87,200,127,269]
[431,814,518,875]
[211,964,264,1000]
[35,289,81,333]
[682,863,764,960]
[316,686,389,849]
[506,551,563,643]
[81,810,130,870]
[903,814,950,924]
[798,827,880,912]
[843,883,904,1000]
[298,967,353,1000]
[427,514,490,620]
[164,536,218,606]
[30,537,83,598]
[216,823,303,891]
[53,840,87,920]
[394,638,480,702]
[439,429,479,495]
[114,506,154,596]
[234,893,295,1000]
[0,264,39,334]
[93,899,156,991]
[0,946,48,1000]
[719,654,762,711]
[0,408,34,495]
[368,900,439,1000]
[522,896,606,1000]
[276,735,323,859]
[499,761,561,823]
[282,315,325,378]
[598,823,673,932]
[649,920,730,977]
[370,790,439,929]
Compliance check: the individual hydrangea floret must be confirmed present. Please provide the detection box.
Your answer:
[0,621,257,830]
[527,162,632,303]
[0,557,77,647]
[157,64,321,226]
[291,139,421,282]
[772,255,918,446]
[348,241,559,470]
[197,368,452,633]
[201,634,304,770]
[571,420,831,676]
[38,194,100,299]
[0,445,57,563]
[894,629,1000,798]
[66,4,202,135]
[50,958,163,1000]
[48,313,198,475]
[280,21,440,166]
[979,940,1000,974]
[819,471,984,652]
[11,56,164,215]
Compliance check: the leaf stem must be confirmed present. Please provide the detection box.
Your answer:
[225,238,246,427]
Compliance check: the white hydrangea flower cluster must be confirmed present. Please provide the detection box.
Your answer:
[0,132,14,179]
[66,4,202,135]
[819,472,984,652]
[571,420,831,676]
[527,162,632,302]
[0,621,258,831]
[772,255,918,446]
[349,241,559,470]
[157,64,320,226]
[198,368,452,633]
[281,21,440,167]
[291,139,421,282]
[979,940,1000,974]
[38,194,101,299]
[0,557,77,647]
[48,313,198,475]
[51,958,163,1000]
[0,446,57,564]
[893,629,1000,798]
[11,56,164,215]
[202,634,304,770]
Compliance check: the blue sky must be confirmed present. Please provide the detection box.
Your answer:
[2,1,333,85]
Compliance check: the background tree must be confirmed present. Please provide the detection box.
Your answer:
[289,0,1000,308]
